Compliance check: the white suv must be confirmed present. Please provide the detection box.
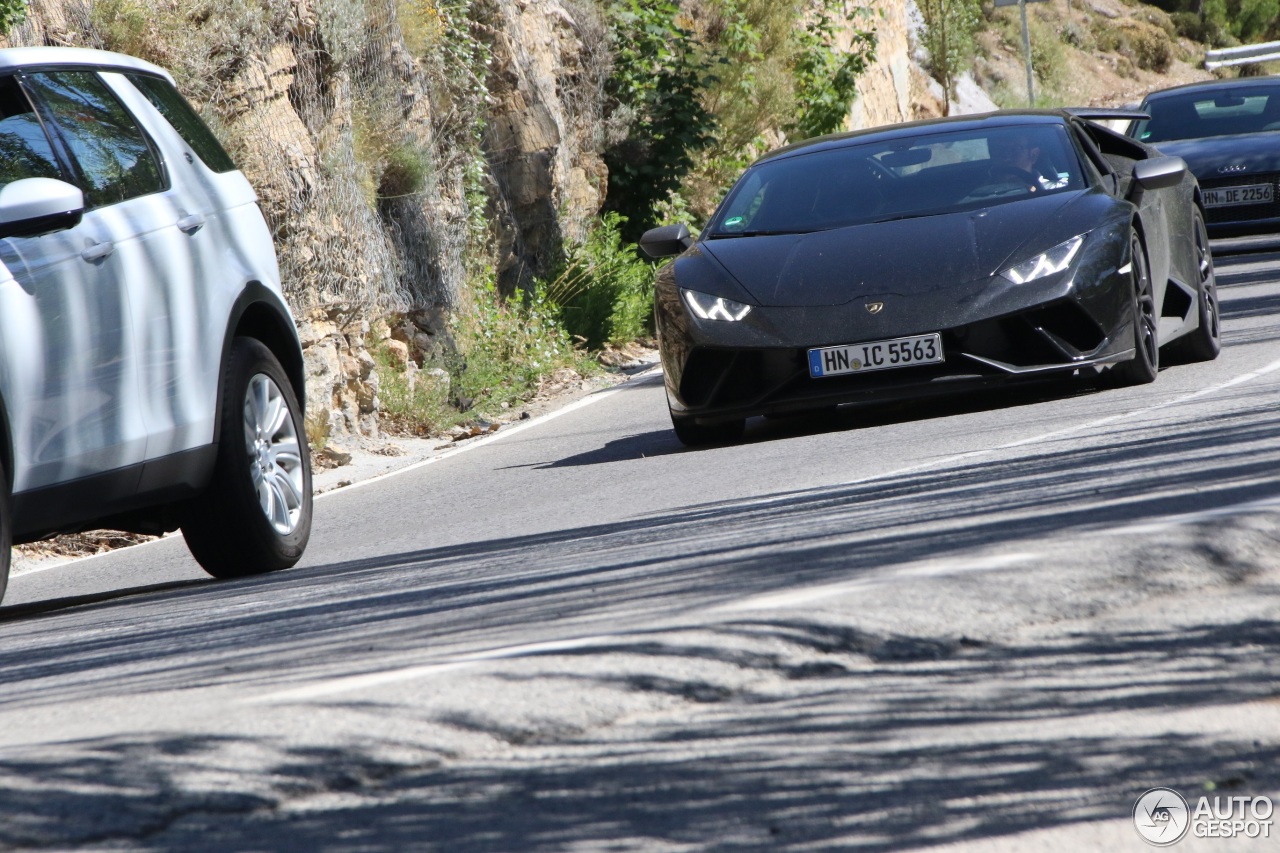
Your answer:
[0,47,312,602]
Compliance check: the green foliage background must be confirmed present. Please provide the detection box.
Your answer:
[0,0,23,34]
[6,0,879,430]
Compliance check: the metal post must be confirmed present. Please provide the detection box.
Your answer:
[1020,0,1034,107]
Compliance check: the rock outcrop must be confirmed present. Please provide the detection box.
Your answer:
[3,0,922,447]
[478,0,609,295]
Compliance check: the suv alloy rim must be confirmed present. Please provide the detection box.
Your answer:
[243,373,306,535]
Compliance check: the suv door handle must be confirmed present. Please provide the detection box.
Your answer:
[177,213,206,233]
[80,241,114,262]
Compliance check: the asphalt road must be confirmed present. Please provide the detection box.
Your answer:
[1,249,1279,851]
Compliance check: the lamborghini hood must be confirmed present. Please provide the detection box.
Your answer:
[699,192,1083,307]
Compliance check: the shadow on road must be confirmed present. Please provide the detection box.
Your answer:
[0,614,1276,850]
[0,267,1278,849]
[537,375,1107,469]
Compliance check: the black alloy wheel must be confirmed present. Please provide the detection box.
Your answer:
[1170,209,1221,363]
[1107,229,1159,387]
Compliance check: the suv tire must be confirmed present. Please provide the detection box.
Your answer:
[0,461,10,603]
[182,337,312,578]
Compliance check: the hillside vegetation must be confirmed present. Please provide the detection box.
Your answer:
[0,0,1247,450]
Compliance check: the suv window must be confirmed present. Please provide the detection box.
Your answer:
[0,75,65,190]
[126,74,237,173]
[22,70,165,209]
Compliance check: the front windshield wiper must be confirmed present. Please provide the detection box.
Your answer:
[870,211,938,224]
[707,229,817,239]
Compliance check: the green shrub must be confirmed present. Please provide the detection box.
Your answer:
[542,213,655,351]
[1235,0,1280,41]
[396,0,446,58]
[450,276,588,411]
[90,0,158,60]
[919,0,982,109]
[788,1,876,140]
[1171,11,1231,46]
[1091,18,1125,54]
[1088,17,1172,74]
[1029,17,1067,91]
[378,142,431,198]
[371,338,458,434]
[1171,0,1273,44]
[1121,20,1174,72]
[602,0,717,242]
[1059,20,1093,51]
[0,0,23,34]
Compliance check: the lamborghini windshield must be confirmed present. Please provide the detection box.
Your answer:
[705,124,1087,238]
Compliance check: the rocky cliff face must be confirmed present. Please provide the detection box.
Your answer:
[6,0,615,445]
[4,0,917,446]
[478,0,609,295]
[848,0,918,128]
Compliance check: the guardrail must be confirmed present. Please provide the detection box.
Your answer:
[1205,41,1280,70]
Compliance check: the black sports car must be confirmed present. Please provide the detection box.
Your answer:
[641,110,1221,446]
[1126,77,1280,239]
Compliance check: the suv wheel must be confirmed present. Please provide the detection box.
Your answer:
[0,460,10,603]
[183,337,312,579]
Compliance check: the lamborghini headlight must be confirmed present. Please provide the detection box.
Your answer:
[1000,234,1085,284]
[682,289,753,321]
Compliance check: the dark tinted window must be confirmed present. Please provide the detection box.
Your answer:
[23,71,165,209]
[0,75,65,190]
[1135,86,1280,142]
[127,74,237,173]
[707,124,1086,237]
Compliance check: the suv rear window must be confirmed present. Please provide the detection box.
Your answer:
[127,74,237,173]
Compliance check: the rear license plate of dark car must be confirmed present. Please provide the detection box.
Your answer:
[808,333,943,378]
[1203,183,1273,207]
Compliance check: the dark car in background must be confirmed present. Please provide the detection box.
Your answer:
[642,110,1220,447]
[1127,77,1280,238]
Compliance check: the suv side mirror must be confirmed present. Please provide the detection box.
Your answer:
[639,223,693,259]
[0,178,85,238]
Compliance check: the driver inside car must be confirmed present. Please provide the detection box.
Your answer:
[988,133,1046,192]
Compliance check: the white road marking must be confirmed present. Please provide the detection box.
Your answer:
[665,354,1280,521]
[313,369,663,499]
[245,478,1280,704]
[249,634,621,703]
[15,351,1280,601]
[10,371,661,579]
[711,552,1040,613]
[241,354,1280,703]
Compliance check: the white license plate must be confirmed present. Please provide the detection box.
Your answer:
[1204,183,1273,208]
[808,333,943,378]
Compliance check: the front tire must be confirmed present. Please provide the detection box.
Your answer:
[1169,209,1221,363]
[183,337,312,579]
[1106,229,1159,387]
[0,459,11,604]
